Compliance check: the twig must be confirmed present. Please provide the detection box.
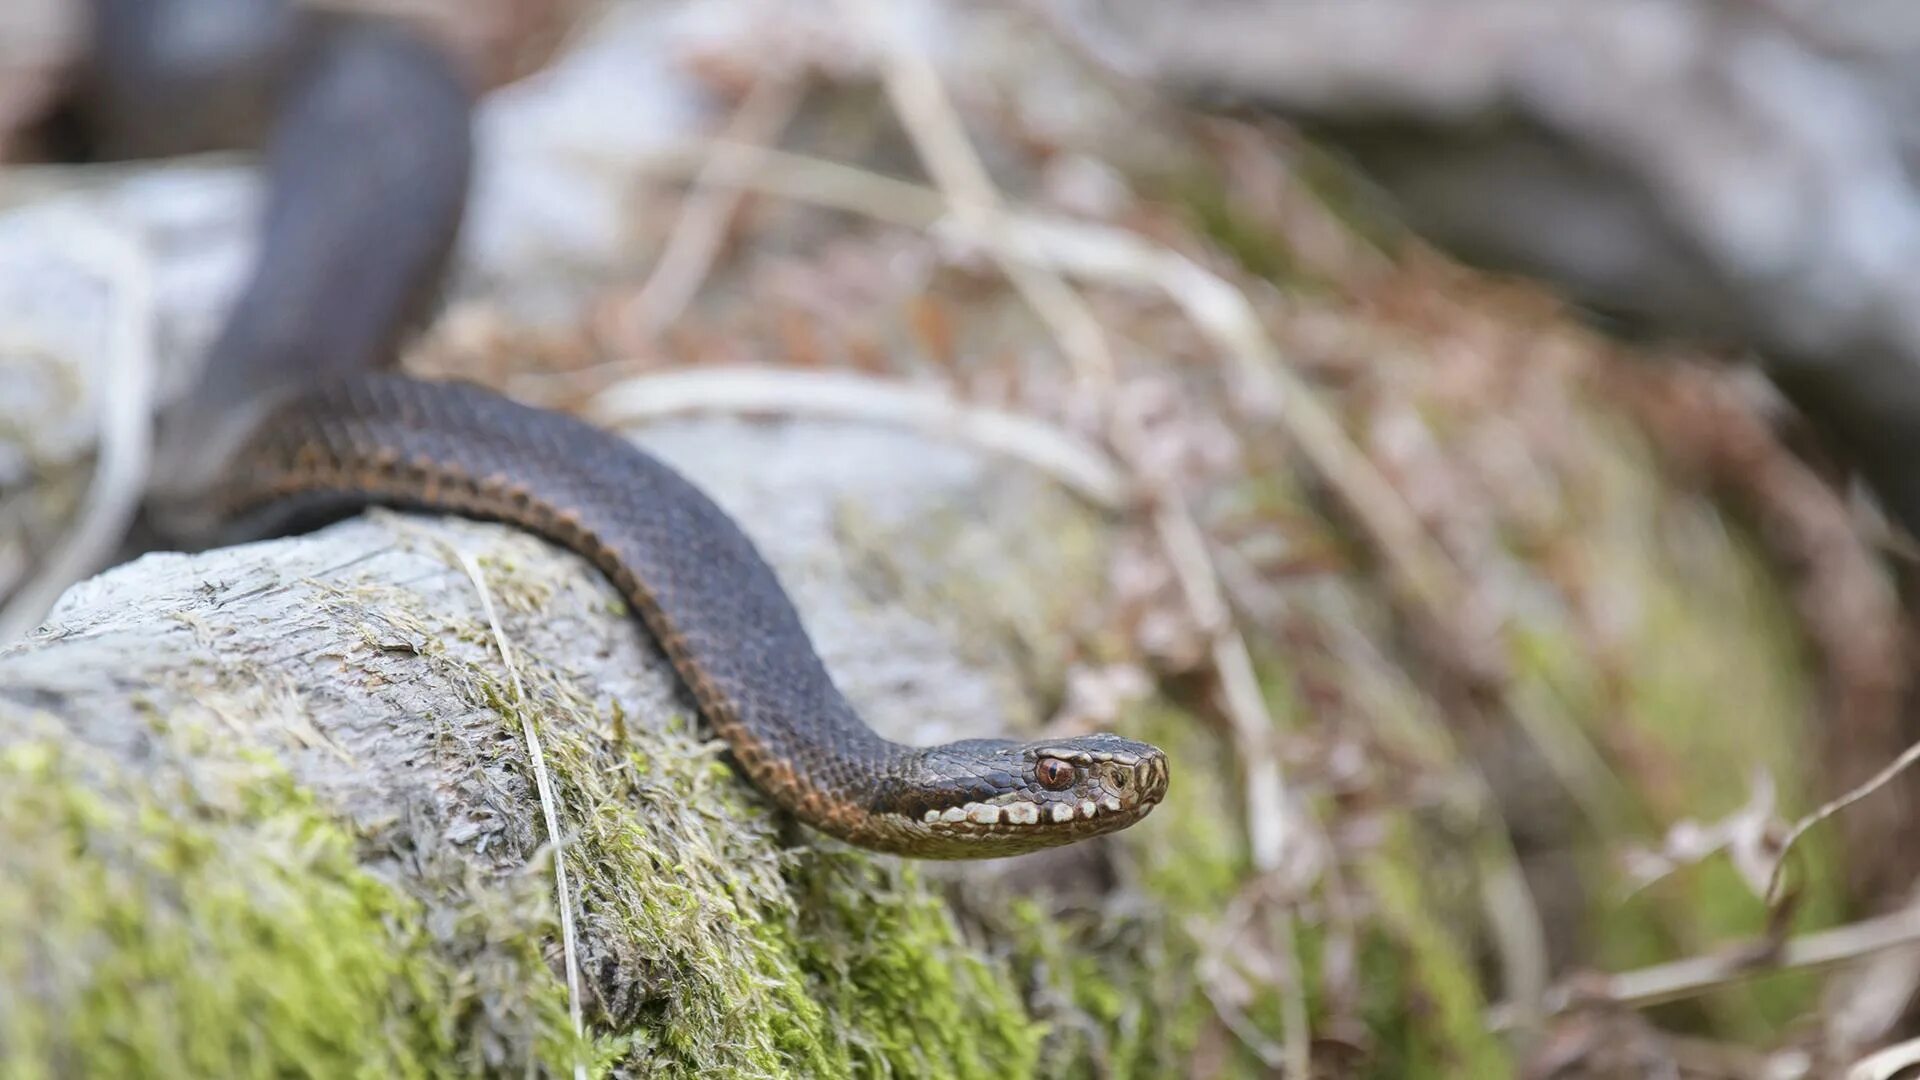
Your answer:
[628,141,947,226]
[587,365,1129,509]
[1475,822,1551,1044]
[1266,892,1313,1080]
[1488,906,1920,1027]
[1850,1036,1920,1080]
[1144,484,1296,873]
[621,71,802,343]
[1767,736,1920,907]
[839,0,1112,391]
[1825,884,1920,1058]
[0,211,156,644]
[1607,909,1920,1008]
[1193,882,1291,1070]
[455,550,588,1080]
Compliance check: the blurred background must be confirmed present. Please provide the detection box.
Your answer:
[7,1,1920,1077]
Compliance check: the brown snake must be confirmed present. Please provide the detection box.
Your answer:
[216,375,1168,857]
[107,1,1168,858]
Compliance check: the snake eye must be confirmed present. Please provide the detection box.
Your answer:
[1035,758,1075,791]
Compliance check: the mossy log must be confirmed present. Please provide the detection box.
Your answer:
[0,417,1117,1078]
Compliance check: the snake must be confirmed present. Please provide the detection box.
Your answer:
[85,1,1168,858]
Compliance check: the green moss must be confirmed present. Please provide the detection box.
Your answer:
[788,853,1043,1077]
[432,592,1046,1079]
[1358,833,1512,1079]
[1161,140,1410,291]
[0,727,557,1079]
[1176,177,1312,288]
[952,702,1253,1077]
[0,531,1056,1080]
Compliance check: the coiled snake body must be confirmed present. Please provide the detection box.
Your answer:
[118,2,1167,859]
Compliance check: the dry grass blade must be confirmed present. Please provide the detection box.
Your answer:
[455,549,588,1080]
[1850,1036,1920,1080]
[621,70,801,343]
[0,211,156,644]
[1476,825,1550,1043]
[1624,768,1781,902]
[1489,906,1920,1028]
[836,0,1113,391]
[1766,737,1920,908]
[587,365,1129,509]
[630,141,947,226]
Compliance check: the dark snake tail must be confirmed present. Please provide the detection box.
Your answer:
[147,7,475,503]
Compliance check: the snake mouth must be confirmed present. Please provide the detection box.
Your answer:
[916,789,1155,829]
[886,792,1162,858]
[852,734,1167,856]
[875,743,1169,857]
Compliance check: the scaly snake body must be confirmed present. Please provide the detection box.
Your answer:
[96,0,1167,858]
[218,374,1167,856]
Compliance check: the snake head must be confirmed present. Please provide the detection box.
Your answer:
[868,733,1169,858]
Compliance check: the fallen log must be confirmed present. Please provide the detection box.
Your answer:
[0,415,1119,1077]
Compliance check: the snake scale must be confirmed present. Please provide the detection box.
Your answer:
[98,0,1168,858]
